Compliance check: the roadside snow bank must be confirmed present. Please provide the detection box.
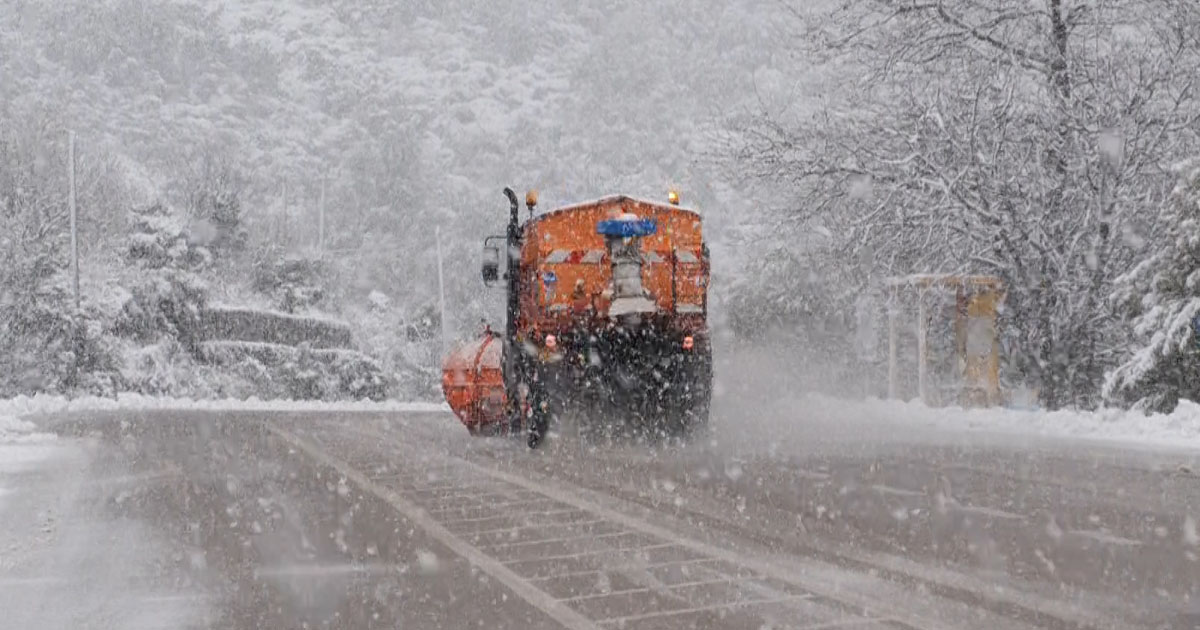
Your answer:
[0,414,56,445]
[1,414,58,492]
[803,394,1200,450]
[0,394,449,419]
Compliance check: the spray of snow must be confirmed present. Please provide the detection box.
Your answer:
[714,340,1200,455]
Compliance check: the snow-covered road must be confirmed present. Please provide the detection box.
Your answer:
[0,415,215,629]
[3,404,1197,629]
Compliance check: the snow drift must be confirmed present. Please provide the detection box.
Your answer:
[788,394,1200,451]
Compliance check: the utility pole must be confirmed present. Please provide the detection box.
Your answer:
[68,131,80,311]
[917,289,928,405]
[435,225,448,361]
[887,288,898,400]
[280,180,289,248]
[317,177,326,255]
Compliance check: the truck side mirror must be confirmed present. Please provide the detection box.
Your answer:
[482,244,500,286]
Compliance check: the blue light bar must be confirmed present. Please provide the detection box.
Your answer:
[596,218,657,237]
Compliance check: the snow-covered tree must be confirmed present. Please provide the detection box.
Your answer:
[4,0,789,343]
[0,128,123,396]
[729,0,1200,407]
[175,152,248,258]
[250,251,326,314]
[117,203,211,351]
[1106,160,1200,411]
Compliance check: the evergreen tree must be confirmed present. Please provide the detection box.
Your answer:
[117,203,211,351]
[1106,160,1200,411]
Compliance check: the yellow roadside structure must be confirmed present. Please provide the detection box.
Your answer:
[885,275,1005,407]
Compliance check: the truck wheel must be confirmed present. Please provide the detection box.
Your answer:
[527,384,551,449]
[681,388,711,440]
[673,354,712,441]
[528,409,549,448]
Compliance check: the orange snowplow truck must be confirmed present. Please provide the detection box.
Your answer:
[443,188,712,447]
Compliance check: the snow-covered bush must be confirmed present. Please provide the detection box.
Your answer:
[0,270,124,398]
[121,338,285,400]
[346,293,441,401]
[121,338,195,396]
[329,351,389,401]
[1106,160,1200,411]
[197,341,390,401]
[250,251,327,313]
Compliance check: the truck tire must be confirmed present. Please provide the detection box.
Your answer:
[672,349,712,441]
[527,375,551,449]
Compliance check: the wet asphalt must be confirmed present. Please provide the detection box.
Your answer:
[10,406,1199,630]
